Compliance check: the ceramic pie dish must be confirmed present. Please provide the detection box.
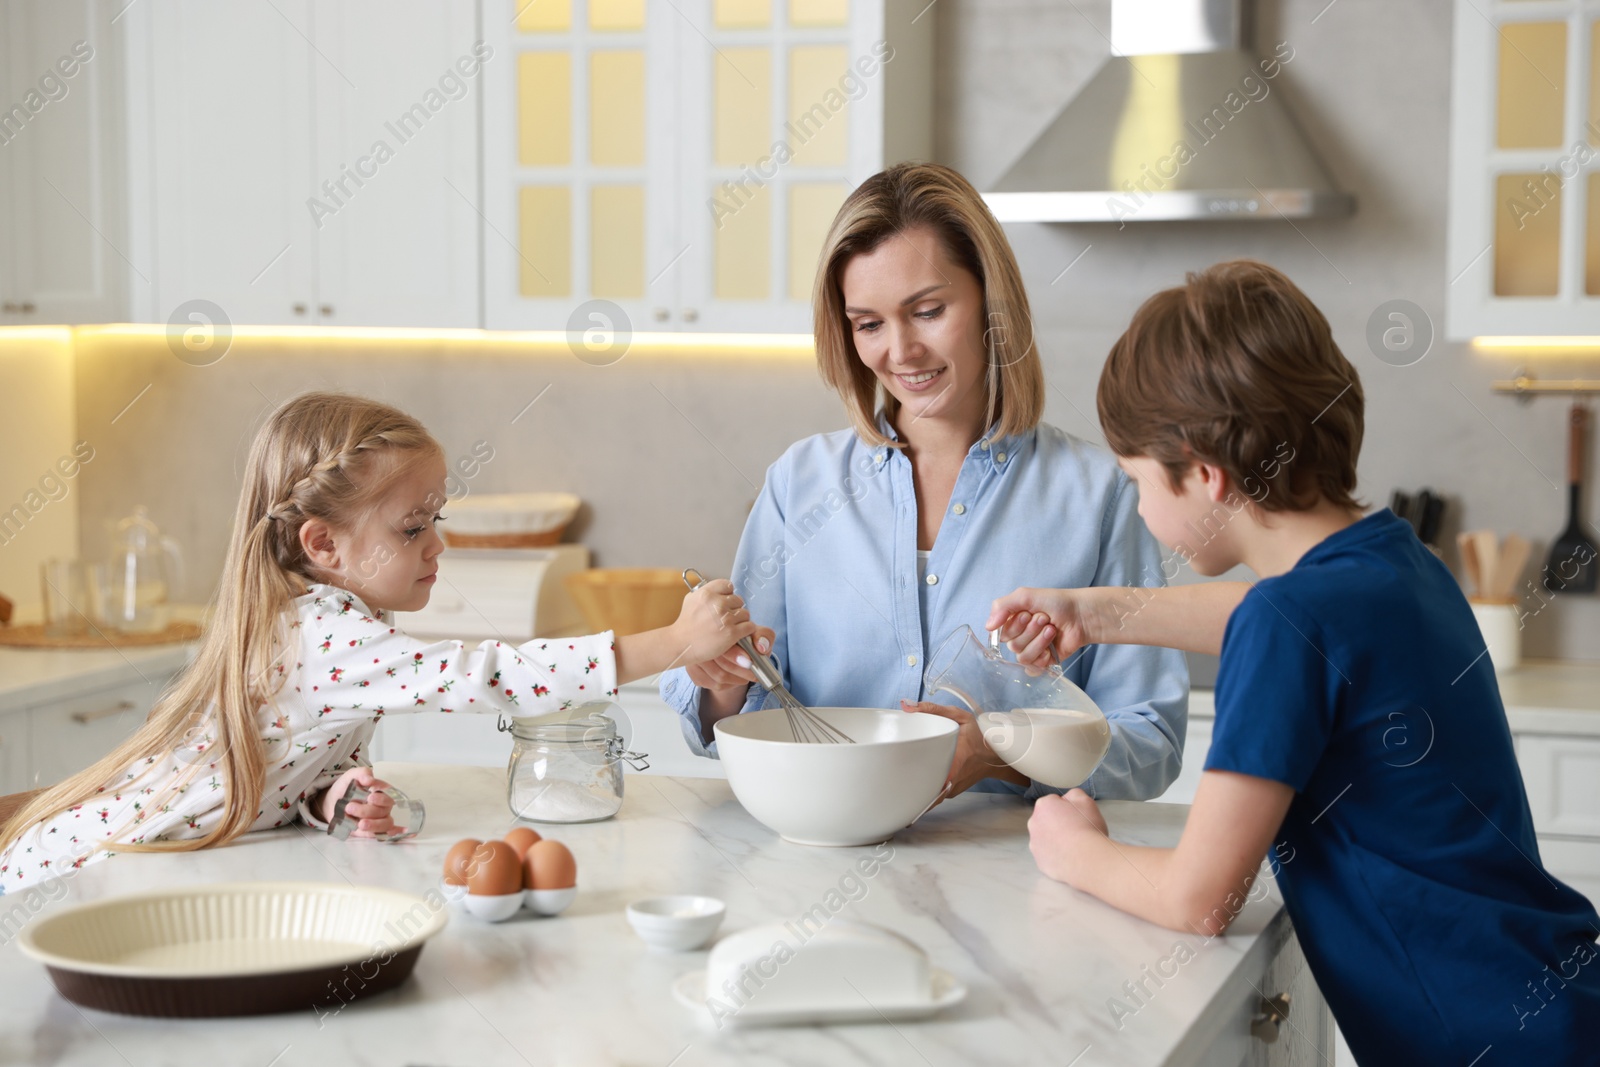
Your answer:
[17,881,448,1017]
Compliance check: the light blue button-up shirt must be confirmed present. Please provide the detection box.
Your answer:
[661,417,1189,800]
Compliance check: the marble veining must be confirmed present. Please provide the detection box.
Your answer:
[0,762,1292,1067]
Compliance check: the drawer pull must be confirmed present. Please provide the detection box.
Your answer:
[1250,992,1291,1042]
[71,701,136,725]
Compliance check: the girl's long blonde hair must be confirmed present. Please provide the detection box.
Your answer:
[811,161,1045,450]
[0,392,441,857]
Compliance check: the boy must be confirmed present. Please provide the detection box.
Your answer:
[991,260,1599,1066]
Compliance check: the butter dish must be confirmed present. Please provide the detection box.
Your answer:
[672,919,966,1027]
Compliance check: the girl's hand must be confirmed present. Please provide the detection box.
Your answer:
[1027,788,1107,886]
[987,587,1096,670]
[902,700,1028,799]
[686,631,774,691]
[670,579,763,666]
[317,767,397,838]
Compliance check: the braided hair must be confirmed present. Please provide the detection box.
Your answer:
[1,393,442,856]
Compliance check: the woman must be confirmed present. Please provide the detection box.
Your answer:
[660,163,1187,799]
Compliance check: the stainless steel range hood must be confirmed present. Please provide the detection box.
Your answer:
[983,0,1354,224]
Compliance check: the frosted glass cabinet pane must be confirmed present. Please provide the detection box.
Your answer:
[791,0,849,26]
[788,46,850,166]
[590,0,645,30]
[715,183,770,299]
[519,185,571,297]
[591,185,645,298]
[788,183,847,301]
[1494,173,1562,296]
[715,46,772,166]
[516,0,571,32]
[519,52,572,165]
[715,0,771,27]
[1588,173,1599,296]
[1496,21,1566,149]
[590,50,645,166]
[1591,20,1599,146]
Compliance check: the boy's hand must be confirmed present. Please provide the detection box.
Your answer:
[670,579,762,667]
[1027,788,1107,886]
[317,767,397,838]
[987,587,1096,669]
[902,700,1028,798]
[686,630,774,690]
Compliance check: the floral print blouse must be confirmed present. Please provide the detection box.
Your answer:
[0,582,617,892]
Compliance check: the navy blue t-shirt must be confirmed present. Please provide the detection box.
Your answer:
[1207,509,1599,1066]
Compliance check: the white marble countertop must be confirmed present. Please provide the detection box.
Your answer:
[0,763,1294,1067]
[0,606,205,715]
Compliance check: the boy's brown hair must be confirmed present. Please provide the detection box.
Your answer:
[1097,259,1364,513]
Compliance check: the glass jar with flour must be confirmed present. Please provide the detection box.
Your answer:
[500,705,649,823]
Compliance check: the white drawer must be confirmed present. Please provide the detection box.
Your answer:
[27,677,171,790]
[1520,735,1600,840]
[1539,837,1600,905]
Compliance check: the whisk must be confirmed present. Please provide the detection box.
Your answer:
[681,568,853,744]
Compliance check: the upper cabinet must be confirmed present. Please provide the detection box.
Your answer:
[1447,0,1600,340]
[0,0,128,325]
[133,0,482,329]
[480,0,933,334]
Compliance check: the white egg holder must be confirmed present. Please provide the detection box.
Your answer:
[438,878,576,922]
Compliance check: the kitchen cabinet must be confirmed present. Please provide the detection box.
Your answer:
[1,671,176,795]
[133,0,481,329]
[0,0,129,325]
[1446,0,1600,339]
[480,0,934,334]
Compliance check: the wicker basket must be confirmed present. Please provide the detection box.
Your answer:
[564,568,686,636]
[441,492,579,549]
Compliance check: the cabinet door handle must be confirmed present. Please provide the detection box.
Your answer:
[319,304,333,316]
[681,308,699,323]
[71,700,136,725]
[652,307,670,322]
[2,302,16,313]
[293,302,308,315]
[1250,992,1291,1043]
[19,301,36,313]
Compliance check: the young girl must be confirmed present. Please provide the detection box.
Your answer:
[0,392,769,891]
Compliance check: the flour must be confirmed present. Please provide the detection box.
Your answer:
[519,779,618,822]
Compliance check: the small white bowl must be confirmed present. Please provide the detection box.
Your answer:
[438,879,468,906]
[524,886,577,916]
[462,892,524,923]
[626,896,726,952]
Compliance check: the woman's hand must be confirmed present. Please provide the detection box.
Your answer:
[316,767,397,838]
[902,700,1029,799]
[1027,788,1108,886]
[686,631,774,691]
[987,587,1099,670]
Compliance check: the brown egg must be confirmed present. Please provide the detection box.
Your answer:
[503,826,542,859]
[465,839,522,896]
[524,839,577,890]
[442,838,482,886]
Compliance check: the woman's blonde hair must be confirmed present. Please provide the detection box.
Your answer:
[0,392,441,859]
[812,161,1044,449]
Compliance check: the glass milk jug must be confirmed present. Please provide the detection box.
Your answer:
[105,506,184,634]
[924,625,1112,789]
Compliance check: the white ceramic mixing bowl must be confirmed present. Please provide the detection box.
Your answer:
[713,708,958,846]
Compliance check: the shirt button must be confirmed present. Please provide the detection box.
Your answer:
[952,503,966,515]
[979,440,990,451]
[925,574,939,586]
[906,654,918,667]
[875,451,886,464]
[996,452,1007,464]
